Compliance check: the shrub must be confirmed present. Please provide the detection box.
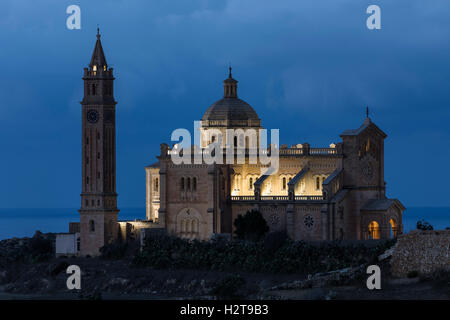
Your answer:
[234,210,269,241]
[27,231,54,262]
[134,235,396,274]
[263,231,288,255]
[99,242,128,260]
[416,220,433,231]
[211,275,246,298]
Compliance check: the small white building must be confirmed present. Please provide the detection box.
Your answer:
[55,233,80,257]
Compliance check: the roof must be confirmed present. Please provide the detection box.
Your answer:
[89,31,107,68]
[202,97,260,121]
[254,174,270,187]
[330,189,349,203]
[340,118,387,138]
[361,199,405,211]
[288,167,309,186]
[145,162,160,168]
[323,168,342,185]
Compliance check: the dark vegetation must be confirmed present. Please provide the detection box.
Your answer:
[99,242,129,260]
[0,231,54,266]
[211,274,247,298]
[134,210,395,274]
[134,233,396,274]
[234,209,269,241]
[416,219,434,231]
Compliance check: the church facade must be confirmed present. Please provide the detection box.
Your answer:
[145,71,405,243]
[71,32,404,256]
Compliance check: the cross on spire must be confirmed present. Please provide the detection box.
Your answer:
[223,65,238,98]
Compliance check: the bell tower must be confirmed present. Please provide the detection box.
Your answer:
[79,29,119,256]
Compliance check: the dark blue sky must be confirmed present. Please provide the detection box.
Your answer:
[1,0,450,208]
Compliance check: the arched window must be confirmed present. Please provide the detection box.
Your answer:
[282,177,287,190]
[192,219,197,233]
[316,177,320,190]
[186,219,191,233]
[368,221,380,239]
[322,176,326,185]
[154,178,159,192]
[211,135,216,143]
[187,177,191,190]
[234,136,238,147]
[181,219,186,233]
[86,176,89,185]
[193,177,197,191]
[249,177,253,190]
[389,219,397,238]
[92,84,96,95]
[181,177,185,191]
[89,220,95,232]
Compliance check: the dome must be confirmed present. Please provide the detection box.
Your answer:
[201,67,260,124]
[202,97,260,121]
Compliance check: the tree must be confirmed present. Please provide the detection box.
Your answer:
[234,209,269,241]
[416,219,433,231]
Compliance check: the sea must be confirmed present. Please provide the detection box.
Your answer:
[0,207,449,240]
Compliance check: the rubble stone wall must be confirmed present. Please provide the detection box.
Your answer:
[391,230,450,277]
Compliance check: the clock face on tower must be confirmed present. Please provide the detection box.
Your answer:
[87,109,99,123]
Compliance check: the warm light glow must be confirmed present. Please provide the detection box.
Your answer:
[368,221,380,239]
[389,218,397,238]
[93,65,97,71]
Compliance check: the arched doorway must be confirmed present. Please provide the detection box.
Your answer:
[389,218,397,238]
[368,221,380,239]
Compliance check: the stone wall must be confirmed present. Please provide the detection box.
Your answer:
[391,230,450,277]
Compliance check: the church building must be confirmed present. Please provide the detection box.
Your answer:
[145,71,405,243]
[64,31,404,257]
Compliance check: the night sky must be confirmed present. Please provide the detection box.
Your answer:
[1,0,449,208]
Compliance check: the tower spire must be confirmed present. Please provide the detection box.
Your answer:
[366,106,369,118]
[90,28,107,69]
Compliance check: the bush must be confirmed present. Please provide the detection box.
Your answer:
[27,231,54,262]
[134,235,396,274]
[263,231,288,255]
[99,242,128,260]
[211,275,246,298]
[417,220,433,231]
[234,210,269,241]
